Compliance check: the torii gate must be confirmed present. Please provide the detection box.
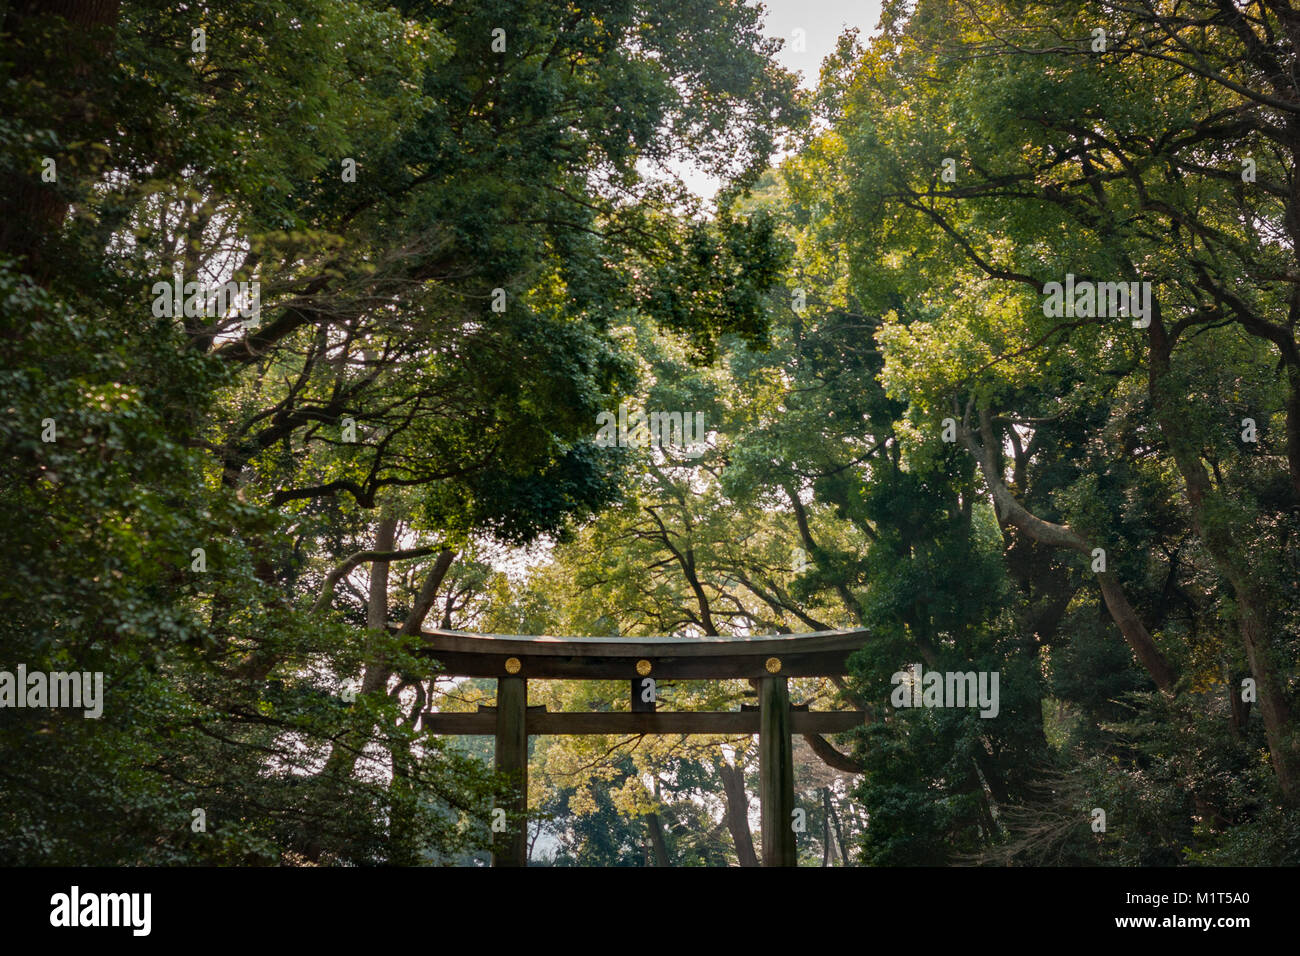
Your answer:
[417,628,871,867]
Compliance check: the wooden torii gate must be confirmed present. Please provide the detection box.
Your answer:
[418,627,871,867]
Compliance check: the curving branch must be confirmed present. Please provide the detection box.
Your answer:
[801,733,865,774]
[311,546,437,614]
[960,404,1176,691]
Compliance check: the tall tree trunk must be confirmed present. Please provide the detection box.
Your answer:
[320,526,454,782]
[718,756,760,867]
[305,528,455,860]
[312,515,399,800]
[826,791,849,865]
[360,514,398,692]
[821,787,833,866]
[646,812,671,867]
[1147,311,1300,804]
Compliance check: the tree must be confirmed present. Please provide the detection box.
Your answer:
[0,0,802,864]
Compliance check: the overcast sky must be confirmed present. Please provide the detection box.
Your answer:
[760,0,884,89]
[676,0,885,199]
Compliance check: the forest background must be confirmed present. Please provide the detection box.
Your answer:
[2,0,1298,867]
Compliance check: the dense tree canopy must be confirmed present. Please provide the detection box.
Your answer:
[0,0,801,865]
[3,0,1297,867]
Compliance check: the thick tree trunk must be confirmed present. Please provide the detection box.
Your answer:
[646,812,671,867]
[359,515,398,693]
[717,757,760,867]
[821,788,834,865]
[315,516,400,792]
[320,533,455,782]
[826,790,849,864]
[1146,313,1300,804]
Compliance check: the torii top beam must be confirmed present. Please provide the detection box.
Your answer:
[417,627,872,680]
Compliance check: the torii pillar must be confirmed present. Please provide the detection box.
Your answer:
[491,675,529,867]
[759,673,797,866]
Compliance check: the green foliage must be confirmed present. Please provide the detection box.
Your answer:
[9,0,1299,869]
[0,0,800,865]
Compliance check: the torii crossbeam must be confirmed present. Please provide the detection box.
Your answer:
[417,628,873,867]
